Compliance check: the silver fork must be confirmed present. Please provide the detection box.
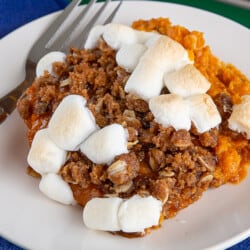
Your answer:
[0,0,122,124]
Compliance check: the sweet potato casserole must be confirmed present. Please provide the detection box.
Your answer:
[17,18,250,236]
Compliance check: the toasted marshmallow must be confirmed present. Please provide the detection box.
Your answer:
[149,94,191,130]
[83,197,122,231]
[84,24,158,51]
[228,95,250,139]
[144,33,162,48]
[135,30,159,44]
[39,173,75,205]
[83,195,162,233]
[27,128,66,175]
[187,94,221,133]
[164,64,211,97]
[143,36,192,73]
[124,59,164,101]
[116,43,147,72]
[36,51,66,77]
[84,25,106,49]
[102,23,138,50]
[80,124,128,164]
[48,95,97,151]
[124,35,192,101]
[118,195,162,233]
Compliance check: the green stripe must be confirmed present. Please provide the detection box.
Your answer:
[78,0,250,28]
[161,0,250,28]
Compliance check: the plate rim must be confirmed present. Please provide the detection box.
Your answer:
[0,1,249,249]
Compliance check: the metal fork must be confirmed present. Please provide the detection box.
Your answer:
[0,0,122,124]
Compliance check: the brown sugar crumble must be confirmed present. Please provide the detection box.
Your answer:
[17,17,250,236]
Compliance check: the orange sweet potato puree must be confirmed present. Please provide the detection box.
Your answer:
[132,18,250,185]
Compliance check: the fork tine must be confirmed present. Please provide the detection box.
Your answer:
[29,0,82,62]
[35,0,81,48]
[50,0,97,51]
[103,0,123,25]
[71,0,112,48]
[79,0,123,48]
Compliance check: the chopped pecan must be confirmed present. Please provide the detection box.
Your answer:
[107,153,139,185]
[150,179,169,204]
[60,161,90,188]
[152,127,174,151]
[126,94,149,113]
[199,128,218,148]
[90,164,106,185]
[170,130,192,149]
[148,148,166,171]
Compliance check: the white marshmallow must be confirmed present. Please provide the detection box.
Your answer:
[27,128,66,175]
[84,25,106,50]
[164,64,211,97]
[124,59,164,101]
[39,173,75,205]
[124,35,192,101]
[116,43,146,72]
[83,195,162,233]
[48,95,97,151]
[144,33,162,48]
[228,95,250,139]
[135,30,159,44]
[149,94,191,130]
[102,23,138,50]
[187,94,221,133]
[36,51,66,77]
[83,197,122,231]
[143,35,192,73]
[118,195,162,233]
[80,123,128,164]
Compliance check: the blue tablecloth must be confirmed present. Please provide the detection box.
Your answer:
[0,0,249,249]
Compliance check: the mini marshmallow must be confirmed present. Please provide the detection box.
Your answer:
[164,64,211,97]
[39,173,75,205]
[118,195,162,233]
[102,23,138,50]
[48,95,97,151]
[124,59,164,101]
[83,197,123,231]
[27,128,66,175]
[135,30,160,44]
[36,51,66,77]
[83,195,162,233]
[143,35,192,73]
[116,43,147,72]
[124,35,192,101]
[84,25,106,49]
[144,33,162,48]
[149,94,191,130]
[228,95,250,139]
[80,123,128,164]
[187,93,221,133]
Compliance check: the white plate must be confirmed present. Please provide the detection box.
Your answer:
[0,1,249,250]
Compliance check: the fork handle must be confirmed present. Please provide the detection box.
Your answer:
[0,60,36,124]
[0,107,7,124]
[0,79,29,124]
